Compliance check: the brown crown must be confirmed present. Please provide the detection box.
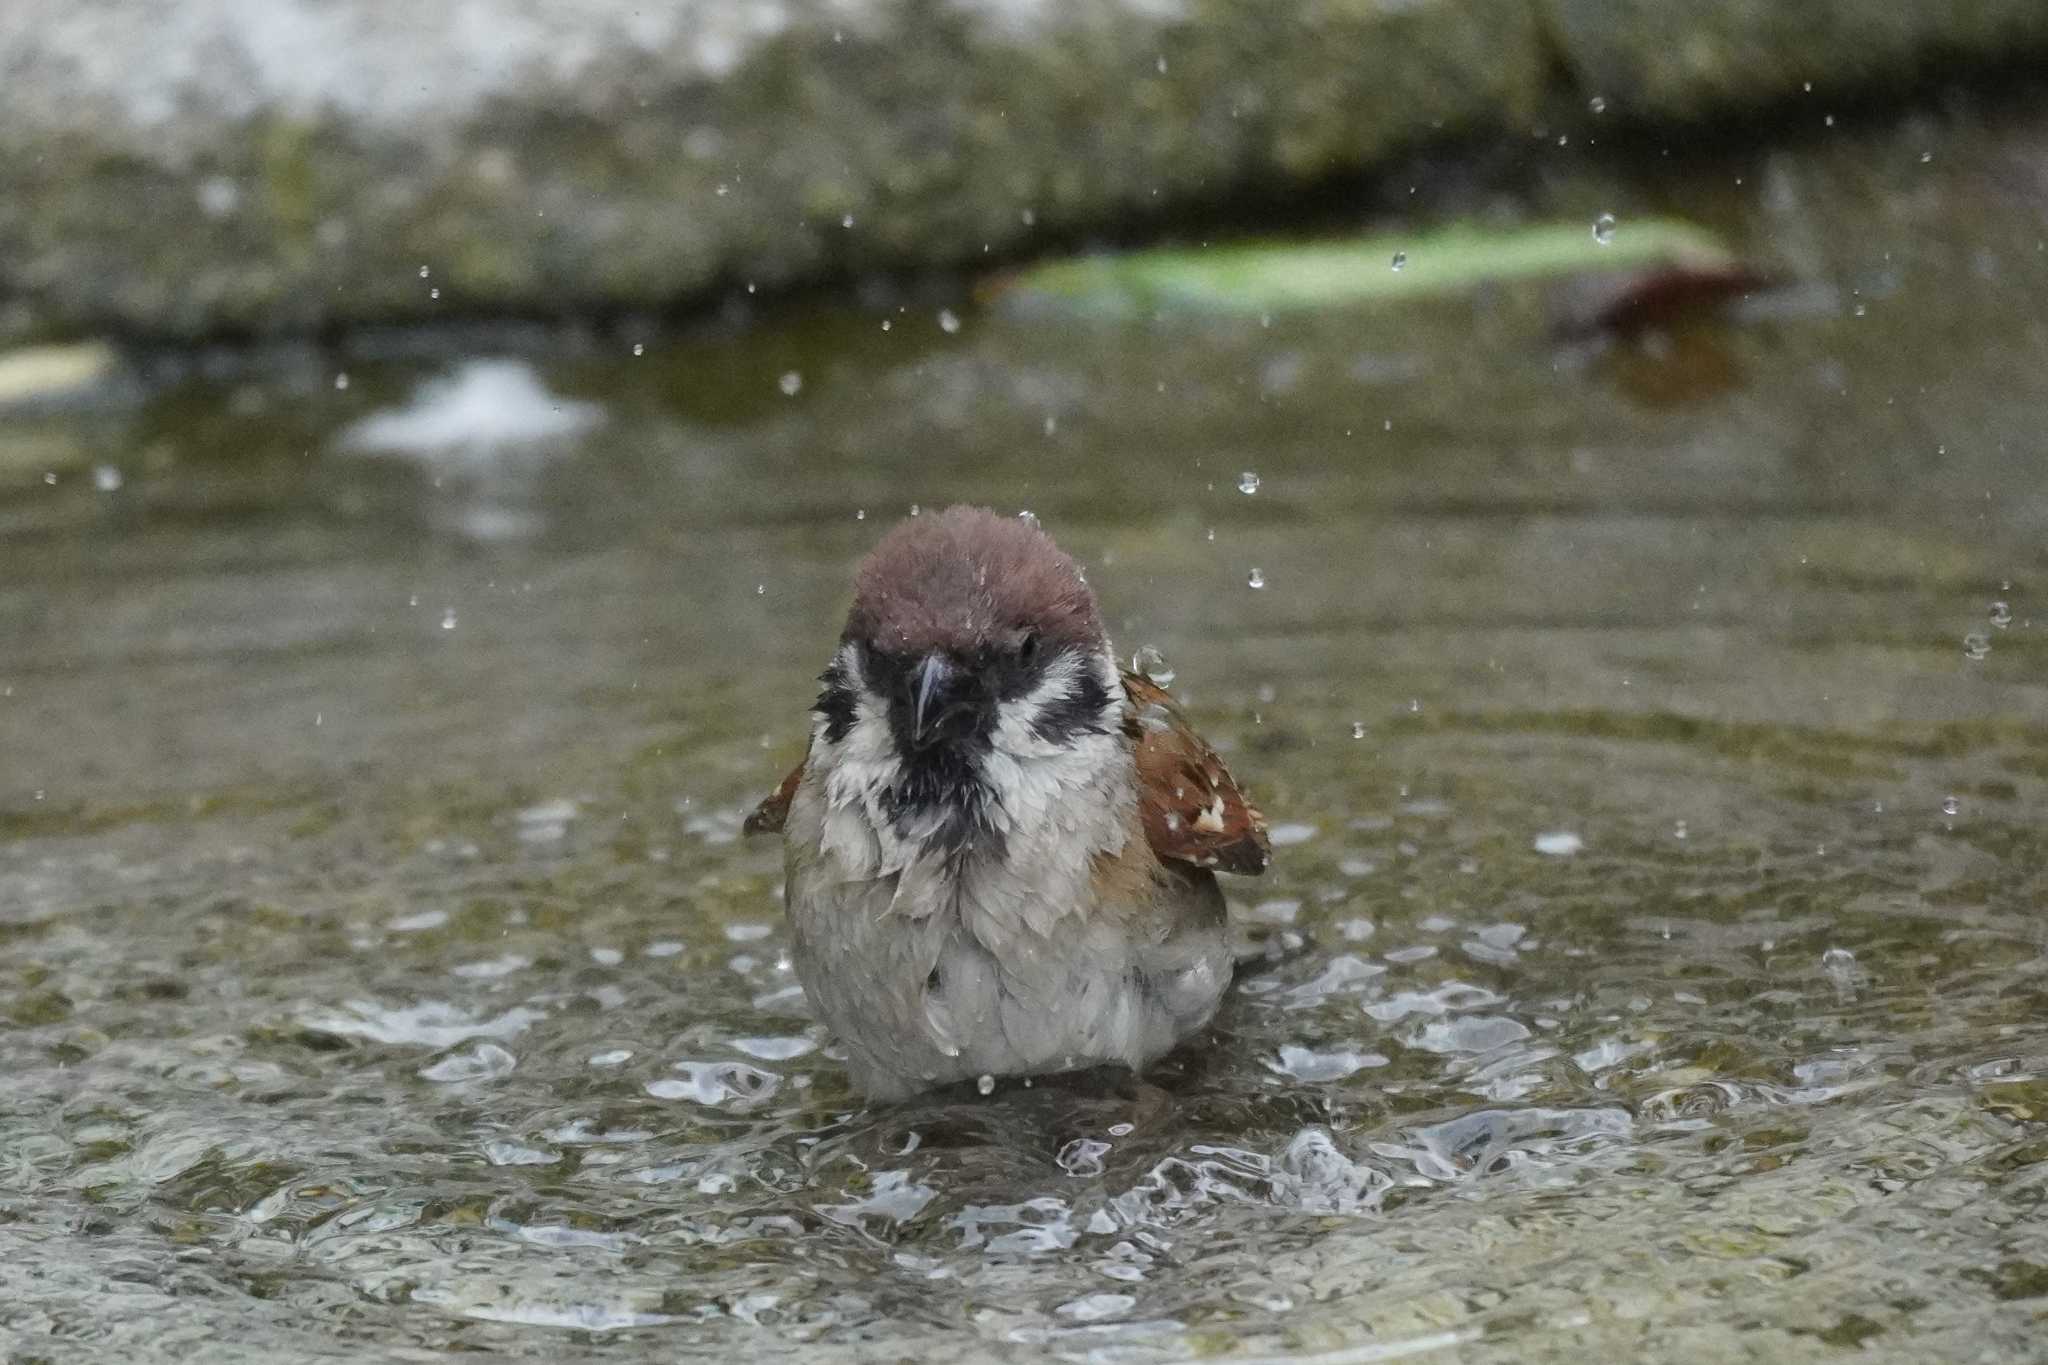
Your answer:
[846,505,1104,655]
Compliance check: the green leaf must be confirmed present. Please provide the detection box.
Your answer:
[993,220,1737,317]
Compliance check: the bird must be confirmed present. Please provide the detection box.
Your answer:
[744,505,1270,1101]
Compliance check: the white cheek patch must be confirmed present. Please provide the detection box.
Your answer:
[808,647,911,876]
[989,651,1120,758]
[822,709,905,870]
[982,648,1128,852]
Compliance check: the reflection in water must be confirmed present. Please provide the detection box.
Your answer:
[338,358,603,461]
[1,101,2047,1363]
[337,357,604,543]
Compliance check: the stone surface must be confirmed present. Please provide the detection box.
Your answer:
[1544,0,2048,118]
[0,0,1544,340]
[0,0,2043,340]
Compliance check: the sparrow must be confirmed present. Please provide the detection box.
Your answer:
[744,505,1270,1101]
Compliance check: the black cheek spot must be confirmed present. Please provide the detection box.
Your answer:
[1031,665,1113,744]
[926,967,942,992]
[814,656,858,743]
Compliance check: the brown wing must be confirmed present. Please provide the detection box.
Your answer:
[1123,672,1270,875]
[742,753,806,836]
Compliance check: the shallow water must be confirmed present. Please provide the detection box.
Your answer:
[4,101,2047,1363]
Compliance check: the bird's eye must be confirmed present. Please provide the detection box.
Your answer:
[1017,631,1041,663]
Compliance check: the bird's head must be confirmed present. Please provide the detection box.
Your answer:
[813,507,1122,812]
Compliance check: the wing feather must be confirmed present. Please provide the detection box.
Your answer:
[1122,672,1269,875]
[742,754,806,836]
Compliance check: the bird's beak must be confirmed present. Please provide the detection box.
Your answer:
[911,653,952,745]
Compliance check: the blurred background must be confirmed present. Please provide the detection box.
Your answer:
[3,2,2046,1362]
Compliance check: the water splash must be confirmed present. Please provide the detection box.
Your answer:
[645,1061,781,1107]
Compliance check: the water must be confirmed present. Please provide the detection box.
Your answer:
[4,102,2048,1362]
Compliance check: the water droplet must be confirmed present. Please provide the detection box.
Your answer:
[1941,795,1960,817]
[629,342,645,358]
[1588,95,1608,114]
[755,583,766,596]
[908,503,921,517]
[1919,151,1932,164]
[1351,721,1366,740]
[440,608,458,631]
[1673,820,1689,840]
[1132,645,1175,686]
[778,371,803,396]
[333,372,350,391]
[938,308,961,334]
[1852,302,1867,317]
[429,287,440,300]
[1043,414,1058,437]
[841,213,855,228]
[1963,633,1990,661]
[1407,698,1421,714]
[1238,470,1261,495]
[715,182,730,196]
[1820,946,1856,971]
[976,1074,995,1095]
[41,471,56,485]
[1205,527,1215,542]
[1989,601,2012,629]
[1591,213,1616,246]
[408,593,419,607]
[1246,567,1266,590]
[854,508,866,520]
[92,465,124,493]
[418,265,430,279]
[1390,251,1407,272]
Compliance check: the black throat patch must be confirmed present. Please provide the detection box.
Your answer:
[886,740,997,860]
